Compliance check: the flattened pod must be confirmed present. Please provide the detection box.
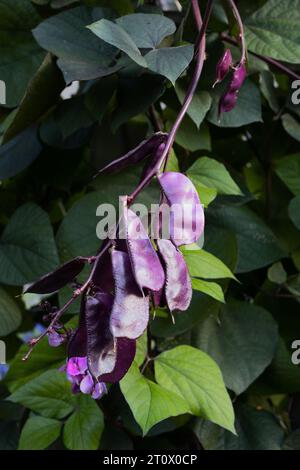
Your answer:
[25,257,86,294]
[86,292,136,383]
[110,250,149,339]
[157,239,192,312]
[158,172,204,246]
[126,208,165,292]
[95,132,167,176]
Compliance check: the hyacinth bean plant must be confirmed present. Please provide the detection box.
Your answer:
[1,0,300,452]
[22,0,243,397]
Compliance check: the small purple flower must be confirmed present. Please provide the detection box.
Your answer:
[66,356,106,400]
[48,329,66,348]
[213,49,232,87]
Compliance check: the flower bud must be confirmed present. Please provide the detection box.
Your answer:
[230,62,247,92]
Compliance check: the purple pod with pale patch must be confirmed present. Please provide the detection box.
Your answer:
[125,207,165,292]
[94,132,168,176]
[157,172,204,246]
[157,239,192,312]
[110,250,149,339]
[230,62,247,92]
[214,49,232,87]
[85,292,136,383]
[25,257,86,294]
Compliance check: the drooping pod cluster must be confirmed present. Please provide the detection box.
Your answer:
[25,135,204,399]
[213,48,247,116]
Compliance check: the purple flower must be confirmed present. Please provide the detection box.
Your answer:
[48,329,66,347]
[66,356,107,400]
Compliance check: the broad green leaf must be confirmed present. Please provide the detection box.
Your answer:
[192,278,225,303]
[33,7,119,83]
[175,85,212,128]
[195,403,284,450]
[135,331,148,367]
[193,301,278,394]
[5,340,65,392]
[268,262,287,284]
[63,394,104,450]
[155,346,235,433]
[207,205,286,272]
[282,114,300,142]
[289,196,300,230]
[208,79,262,128]
[187,157,242,195]
[172,116,211,152]
[0,126,42,179]
[182,248,235,280]
[151,291,220,338]
[120,362,189,435]
[244,0,300,64]
[2,54,65,143]
[87,18,147,68]
[8,370,75,419]
[0,287,22,337]
[145,45,194,85]
[19,416,62,450]
[116,13,175,48]
[192,181,217,208]
[0,0,45,107]
[0,203,59,285]
[259,71,280,113]
[275,153,300,195]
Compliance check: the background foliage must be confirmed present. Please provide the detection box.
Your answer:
[0,0,300,451]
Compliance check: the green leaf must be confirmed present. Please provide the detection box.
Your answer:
[195,403,284,450]
[0,203,59,285]
[283,429,300,450]
[0,287,21,337]
[116,13,176,48]
[171,116,211,152]
[208,79,262,128]
[135,331,148,367]
[281,114,300,142]
[145,45,194,85]
[193,301,278,394]
[268,262,287,284]
[175,86,212,128]
[182,248,235,280]
[192,278,225,303]
[207,205,286,273]
[244,0,300,64]
[0,422,19,450]
[120,362,190,435]
[33,6,119,83]
[2,54,65,143]
[289,196,300,230]
[0,0,45,107]
[19,416,62,450]
[187,157,242,196]
[151,291,220,338]
[5,340,65,392]
[8,370,75,419]
[155,346,235,433]
[275,153,300,195]
[192,181,217,208]
[87,18,147,68]
[63,394,104,450]
[0,126,42,179]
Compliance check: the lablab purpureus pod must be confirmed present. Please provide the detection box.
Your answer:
[213,48,233,87]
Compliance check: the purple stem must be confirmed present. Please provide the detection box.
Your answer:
[227,0,246,63]
[221,33,300,81]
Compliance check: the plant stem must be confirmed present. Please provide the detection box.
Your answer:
[221,33,300,81]
[227,0,246,63]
